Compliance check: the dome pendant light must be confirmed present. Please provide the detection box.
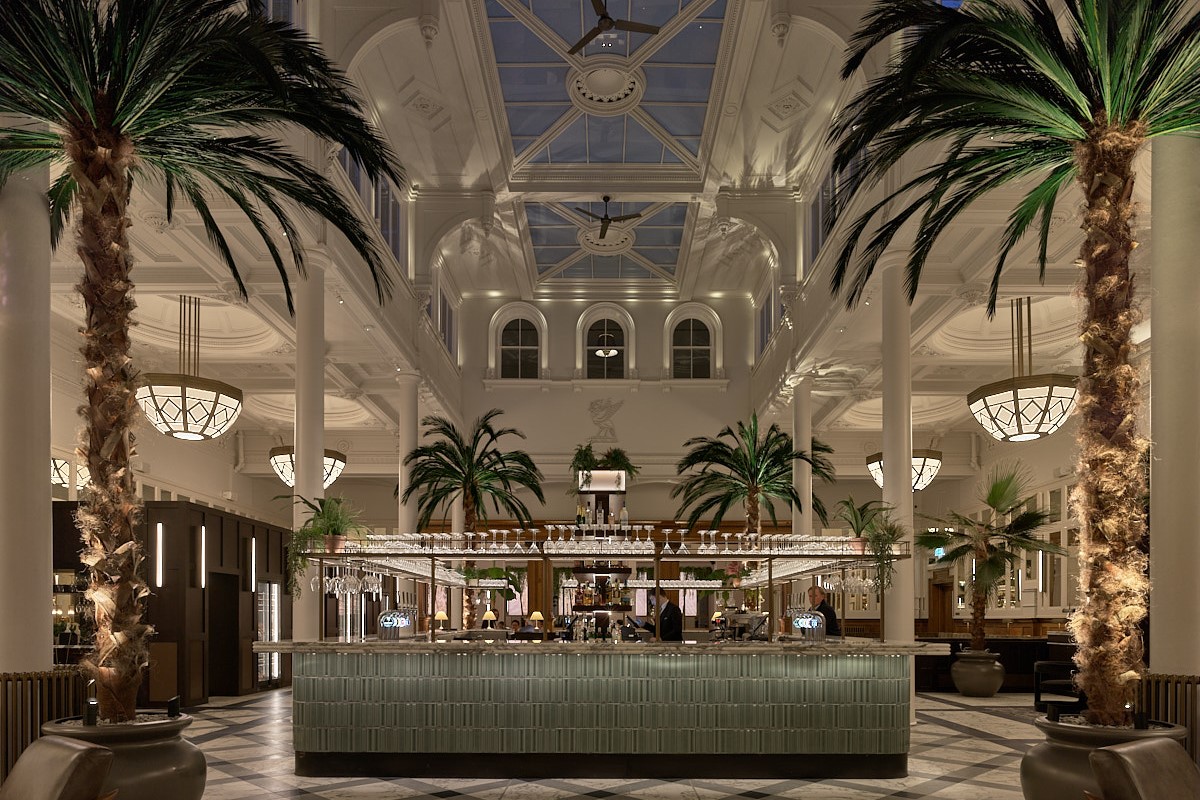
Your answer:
[137,296,243,441]
[269,446,348,489]
[866,449,942,492]
[595,332,618,358]
[966,298,1077,443]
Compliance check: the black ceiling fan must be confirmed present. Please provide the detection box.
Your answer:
[575,195,641,239]
[567,0,661,56]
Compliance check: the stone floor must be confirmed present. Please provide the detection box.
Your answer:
[191,690,1041,799]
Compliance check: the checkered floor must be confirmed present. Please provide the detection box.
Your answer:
[191,690,1040,799]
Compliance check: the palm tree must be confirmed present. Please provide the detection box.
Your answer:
[402,409,546,533]
[672,414,835,533]
[0,0,403,721]
[832,496,887,541]
[829,0,1200,725]
[917,466,1064,653]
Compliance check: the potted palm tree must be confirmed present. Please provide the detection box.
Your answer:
[864,510,907,642]
[830,2,1197,795]
[14,0,402,795]
[672,414,834,533]
[831,0,1193,730]
[402,409,545,627]
[916,466,1064,697]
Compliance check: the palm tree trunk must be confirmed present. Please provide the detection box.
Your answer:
[970,591,987,653]
[68,129,148,722]
[1068,120,1148,727]
[463,493,478,629]
[745,492,760,534]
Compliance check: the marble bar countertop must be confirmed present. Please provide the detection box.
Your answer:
[254,638,950,656]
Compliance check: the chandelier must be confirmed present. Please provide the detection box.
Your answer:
[595,333,618,358]
[866,449,942,492]
[966,298,1077,443]
[269,446,347,489]
[137,296,242,441]
[50,458,91,490]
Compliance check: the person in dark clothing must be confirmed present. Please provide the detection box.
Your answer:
[640,587,684,641]
[808,585,841,637]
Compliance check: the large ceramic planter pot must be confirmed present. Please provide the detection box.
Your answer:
[42,714,206,800]
[1019,716,1186,800]
[950,649,1005,697]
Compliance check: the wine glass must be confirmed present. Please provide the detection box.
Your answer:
[721,532,732,555]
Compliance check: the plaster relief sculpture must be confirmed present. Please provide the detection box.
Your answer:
[587,397,623,443]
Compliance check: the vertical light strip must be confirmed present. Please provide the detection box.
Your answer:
[156,522,164,588]
[251,536,257,592]
[200,525,207,589]
[1038,551,1045,594]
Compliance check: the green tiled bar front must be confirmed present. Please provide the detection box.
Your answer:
[291,650,911,756]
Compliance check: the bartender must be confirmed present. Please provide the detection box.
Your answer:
[808,585,841,637]
[636,587,683,642]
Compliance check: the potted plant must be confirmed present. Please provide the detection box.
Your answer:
[672,414,834,533]
[916,465,1065,697]
[864,511,907,641]
[13,0,402,796]
[285,496,367,596]
[832,496,887,556]
[569,444,640,493]
[830,3,1200,793]
[403,409,545,627]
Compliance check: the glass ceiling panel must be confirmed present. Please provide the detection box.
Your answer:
[642,104,706,137]
[634,247,680,267]
[496,66,570,102]
[533,247,578,269]
[632,226,683,247]
[507,105,571,138]
[485,0,514,17]
[646,21,722,64]
[640,204,688,227]
[555,256,656,279]
[641,66,715,103]
[525,204,571,226]
[530,225,579,246]
[489,20,562,62]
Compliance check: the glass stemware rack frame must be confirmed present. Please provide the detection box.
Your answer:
[300,525,910,643]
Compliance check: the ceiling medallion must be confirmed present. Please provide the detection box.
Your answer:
[566,61,645,117]
[577,225,634,255]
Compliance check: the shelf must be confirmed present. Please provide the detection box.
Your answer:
[571,566,632,577]
[572,604,633,613]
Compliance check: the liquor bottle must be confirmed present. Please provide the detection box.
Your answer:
[619,505,629,526]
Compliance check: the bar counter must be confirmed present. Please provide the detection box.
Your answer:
[255,639,950,779]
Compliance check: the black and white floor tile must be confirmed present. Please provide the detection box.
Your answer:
[191,691,1040,799]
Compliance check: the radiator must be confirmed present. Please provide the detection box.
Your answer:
[1139,673,1200,764]
[0,669,84,784]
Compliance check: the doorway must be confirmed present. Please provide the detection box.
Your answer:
[929,580,954,636]
[207,572,240,696]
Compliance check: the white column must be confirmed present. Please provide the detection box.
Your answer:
[881,265,915,647]
[396,374,420,533]
[0,135,50,672]
[292,256,325,641]
[1150,136,1200,674]
[792,379,813,537]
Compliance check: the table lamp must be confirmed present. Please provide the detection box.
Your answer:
[529,611,544,631]
[434,610,448,631]
[482,609,496,629]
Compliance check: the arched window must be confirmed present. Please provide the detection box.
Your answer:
[499,319,539,379]
[671,319,712,379]
[586,319,625,379]
[488,302,548,380]
[663,303,723,379]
